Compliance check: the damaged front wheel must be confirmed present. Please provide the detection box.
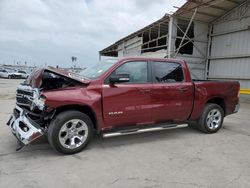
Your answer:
[48,110,93,154]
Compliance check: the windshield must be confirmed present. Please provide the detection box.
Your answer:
[78,60,117,79]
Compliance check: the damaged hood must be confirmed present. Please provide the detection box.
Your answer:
[26,67,91,88]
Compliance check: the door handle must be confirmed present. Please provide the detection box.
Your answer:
[178,87,188,92]
[139,89,151,94]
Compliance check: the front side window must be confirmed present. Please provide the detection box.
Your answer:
[152,61,184,83]
[107,61,148,84]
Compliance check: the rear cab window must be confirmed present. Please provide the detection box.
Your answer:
[151,61,184,83]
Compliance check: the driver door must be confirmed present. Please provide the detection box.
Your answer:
[102,61,152,129]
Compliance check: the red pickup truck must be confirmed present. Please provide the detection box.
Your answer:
[7,57,240,154]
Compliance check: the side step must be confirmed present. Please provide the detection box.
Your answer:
[102,124,187,138]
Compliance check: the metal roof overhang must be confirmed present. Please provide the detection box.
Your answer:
[100,0,246,56]
[173,0,245,23]
[100,14,170,56]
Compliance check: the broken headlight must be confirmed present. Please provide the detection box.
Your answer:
[31,89,46,111]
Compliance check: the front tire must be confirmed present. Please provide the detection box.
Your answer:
[197,103,224,133]
[48,110,93,154]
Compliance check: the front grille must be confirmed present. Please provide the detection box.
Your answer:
[16,89,33,97]
[16,86,34,108]
[16,96,33,106]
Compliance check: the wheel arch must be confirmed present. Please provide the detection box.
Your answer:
[54,104,98,131]
[206,97,225,114]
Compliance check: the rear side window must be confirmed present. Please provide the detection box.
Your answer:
[152,61,184,83]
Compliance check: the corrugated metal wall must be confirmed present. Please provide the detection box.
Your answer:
[118,36,142,57]
[209,3,250,88]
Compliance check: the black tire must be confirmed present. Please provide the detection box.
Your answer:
[48,110,93,154]
[197,103,224,133]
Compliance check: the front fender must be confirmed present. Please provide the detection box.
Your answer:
[42,87,104,129]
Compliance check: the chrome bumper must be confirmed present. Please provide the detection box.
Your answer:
[7,105,44,146]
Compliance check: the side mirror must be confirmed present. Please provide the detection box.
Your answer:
[109,74,130,84]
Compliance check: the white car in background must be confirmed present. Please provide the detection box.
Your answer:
[17,70,29,79]
[0,69,10,78]
[0,69,28,79]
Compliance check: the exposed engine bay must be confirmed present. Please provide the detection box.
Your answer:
[17,70,84,113]
[40,71,83,90]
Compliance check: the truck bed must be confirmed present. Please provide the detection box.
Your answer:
[190,79,240,120]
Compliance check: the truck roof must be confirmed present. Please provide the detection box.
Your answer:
[114,57,185,64]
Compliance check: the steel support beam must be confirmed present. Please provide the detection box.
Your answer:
[174,8,197,57]
[208,76,250,81]
[167,16,173,58]
[173,21,207,58]
[209,54,250,60]
[205,25,213,79]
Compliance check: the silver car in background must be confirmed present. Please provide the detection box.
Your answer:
[16,70,29,79]
[0,69,28,79]
[0,69,11,78]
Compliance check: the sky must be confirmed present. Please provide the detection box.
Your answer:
[0,0,185,68]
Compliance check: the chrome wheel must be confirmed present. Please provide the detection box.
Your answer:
[206,109,222,130]
[59,119,88,149]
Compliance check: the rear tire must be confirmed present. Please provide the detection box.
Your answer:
[48,110,93,154]
[197,103,224,133]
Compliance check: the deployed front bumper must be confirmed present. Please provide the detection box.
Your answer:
[7,105,44,146]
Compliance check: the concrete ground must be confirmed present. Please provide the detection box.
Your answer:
[0,78,250,188]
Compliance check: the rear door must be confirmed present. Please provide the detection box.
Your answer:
[150,61,193,123]
[102,61,152,128]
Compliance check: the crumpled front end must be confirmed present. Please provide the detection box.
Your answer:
[7,67,88,150]
[7,105,44,149]
[7,84,47,150]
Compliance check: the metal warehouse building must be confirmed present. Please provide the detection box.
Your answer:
[100,0,250,95]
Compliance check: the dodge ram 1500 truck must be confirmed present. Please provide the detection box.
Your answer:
[7,57,240,154]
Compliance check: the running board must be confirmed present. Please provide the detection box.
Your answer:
[102,124,187,138]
